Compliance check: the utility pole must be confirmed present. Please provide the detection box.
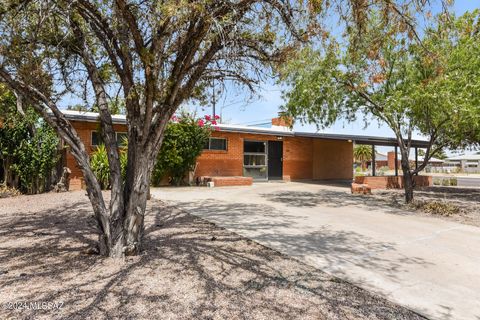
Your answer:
[212,78,216,119]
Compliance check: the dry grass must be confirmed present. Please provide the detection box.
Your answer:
[408,200,461,216]
[0,191,425,320]
[0,185,21,198]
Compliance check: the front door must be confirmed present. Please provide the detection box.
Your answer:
[268,141,283,180]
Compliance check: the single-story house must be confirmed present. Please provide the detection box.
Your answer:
[369,151,444,170]
[58,110,432,190]
[445,154,480,172]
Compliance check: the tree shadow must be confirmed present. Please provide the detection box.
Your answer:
[174,199,434,284]
[0,196,426,319]
[260,189,408,215]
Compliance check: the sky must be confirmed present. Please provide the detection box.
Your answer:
[189,0,479,155]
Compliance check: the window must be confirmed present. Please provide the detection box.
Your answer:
[243,140,267,180]
[244,140,266,153]
[91,131,103,146]
[204,137,227,151]
[91,131,128,147]
[116,132,128,147]
[244,155,266,166]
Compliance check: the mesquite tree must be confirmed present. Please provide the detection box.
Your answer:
[0,0,311,257]
[280,9,480,203]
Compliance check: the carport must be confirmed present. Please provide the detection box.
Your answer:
[296,132,431,177]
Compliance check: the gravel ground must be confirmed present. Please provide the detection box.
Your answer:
[0,191,425,320]
[371,186,480,227]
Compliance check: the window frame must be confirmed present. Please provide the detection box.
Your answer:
[204,137,228,151]
[91,131,128,147]
[243,140,267,168]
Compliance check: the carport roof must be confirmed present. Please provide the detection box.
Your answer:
[58,109,431,148]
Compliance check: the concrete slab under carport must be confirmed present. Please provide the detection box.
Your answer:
[151,182,480,320]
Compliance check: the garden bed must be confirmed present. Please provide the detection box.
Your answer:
[0,191,424,319]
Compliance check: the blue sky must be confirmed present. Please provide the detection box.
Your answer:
[191,0,478,155]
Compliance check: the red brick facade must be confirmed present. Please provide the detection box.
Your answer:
[197,131,353,181]
[66,121,128,188]
[66,120,354,189]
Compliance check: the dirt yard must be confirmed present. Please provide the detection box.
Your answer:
[371,186,480,227]
[0,191,424,319]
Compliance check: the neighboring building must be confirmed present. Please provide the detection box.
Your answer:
[367,151,444,171]
[445,154,480,173]
[385,151,444,170]
[58,110,430,189]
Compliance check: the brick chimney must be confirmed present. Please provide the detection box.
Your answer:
[271,116,293,127]
[387,151,398,170]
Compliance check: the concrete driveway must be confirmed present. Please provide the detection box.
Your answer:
[151,182,480,320]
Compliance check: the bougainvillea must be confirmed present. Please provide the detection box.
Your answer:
[152,113,218,186]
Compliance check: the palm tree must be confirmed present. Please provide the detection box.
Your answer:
[353,145,372,171]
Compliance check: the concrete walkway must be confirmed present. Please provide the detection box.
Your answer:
[151,182,480,320]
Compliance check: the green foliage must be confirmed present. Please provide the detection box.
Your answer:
[10,123,59,194]
[449,177,458,186]
[152,114,212,186]
[353,145,372,170]
[377,166,390,176]
[280,10,480,203]
[280,11,480,149]
[90,145,110,190]
[0,84,59,194]
[90,144,127,190]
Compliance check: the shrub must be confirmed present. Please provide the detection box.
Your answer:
[441,178,450,186]
[433,178,441,186]
[1,86,60,194]
[377,166,389,176]
[0,185,21,198]
[152,113,214,186]
[90,145,110,189]
[410,200,461,216]
[449,177,458,186]
[90,144,127,190]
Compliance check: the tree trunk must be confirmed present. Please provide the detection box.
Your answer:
[401,161,415,203]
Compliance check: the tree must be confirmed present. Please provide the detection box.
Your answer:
[0,0,310,257]
[0,0,453,257]
[280,10,480,203]
[353,144,372,171]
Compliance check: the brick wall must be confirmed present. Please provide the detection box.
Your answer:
[387,151,399,170]
[66,121,127,188]
[66,120,354,187]
[354,175,432,189]
[312,139,353,180]
[196,132,315,180]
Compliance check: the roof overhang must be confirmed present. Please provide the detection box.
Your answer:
[56,110,431,148]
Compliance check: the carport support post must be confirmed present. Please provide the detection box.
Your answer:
[371,145,376,176]
[394,146,399,176]
[415,147,419,176]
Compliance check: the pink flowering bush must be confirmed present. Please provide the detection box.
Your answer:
[152,113,220,186]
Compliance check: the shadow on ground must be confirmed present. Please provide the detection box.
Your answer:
[175,199,433,285]
[0,195,426,320]
[260,189,407,214]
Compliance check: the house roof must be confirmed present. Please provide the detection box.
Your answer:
[446,154,480,161]
[58,109,431,148]
[374,151,444,163]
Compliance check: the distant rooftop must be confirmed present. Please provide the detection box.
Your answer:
[446,154,480,161]
[58,109,431,148]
